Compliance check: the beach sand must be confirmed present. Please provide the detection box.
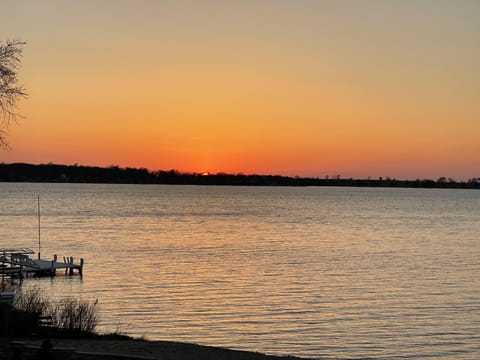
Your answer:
[0,337,312,360]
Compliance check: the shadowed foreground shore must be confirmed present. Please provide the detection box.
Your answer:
[0,338,313,360]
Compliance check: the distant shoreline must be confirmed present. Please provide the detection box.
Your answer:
[1,163,479,189]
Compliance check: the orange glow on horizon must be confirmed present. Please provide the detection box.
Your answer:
[1,1,479,180]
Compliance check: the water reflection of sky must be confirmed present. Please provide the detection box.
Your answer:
[1,183,479,359]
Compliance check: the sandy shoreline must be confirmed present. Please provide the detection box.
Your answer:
[0,337,313,360]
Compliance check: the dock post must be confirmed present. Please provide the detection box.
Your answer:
[52,254,57,275]
[79,258,84,276]
[69,257,74,275]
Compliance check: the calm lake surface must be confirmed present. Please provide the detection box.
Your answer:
[1,183,479,359]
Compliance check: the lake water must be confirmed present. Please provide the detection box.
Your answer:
[1,183,479,359]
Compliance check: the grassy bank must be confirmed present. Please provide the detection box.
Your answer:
[0,287,310,359]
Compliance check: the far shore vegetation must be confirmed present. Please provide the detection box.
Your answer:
[0,162,479,189]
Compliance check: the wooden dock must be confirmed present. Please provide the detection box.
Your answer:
[0,248,83,279]
[33,256,84,276]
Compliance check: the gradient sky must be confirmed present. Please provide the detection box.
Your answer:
[1,0,479,179]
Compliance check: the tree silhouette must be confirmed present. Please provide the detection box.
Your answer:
[0,40,27,147]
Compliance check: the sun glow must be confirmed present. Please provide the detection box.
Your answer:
[1,1,479,179]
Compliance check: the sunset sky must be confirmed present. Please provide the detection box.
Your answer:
[1,0,479,179]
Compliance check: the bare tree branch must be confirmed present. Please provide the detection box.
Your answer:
[0,40,27,148]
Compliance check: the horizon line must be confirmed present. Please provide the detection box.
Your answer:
[1,161,479,183]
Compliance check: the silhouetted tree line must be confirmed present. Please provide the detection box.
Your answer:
[1,163,479,189]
